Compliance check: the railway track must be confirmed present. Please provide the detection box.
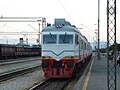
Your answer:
[0,57,41,66]
[29,78,71,90]
[0,65,41,82]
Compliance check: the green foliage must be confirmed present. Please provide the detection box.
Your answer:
[108,44,120,51]
[117,44,120,51]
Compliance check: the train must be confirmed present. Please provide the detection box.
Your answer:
[0,44,41,60]
[41,18,92,78]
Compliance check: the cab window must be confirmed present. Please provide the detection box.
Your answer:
[59,34,73,44]
[43,34,57,44]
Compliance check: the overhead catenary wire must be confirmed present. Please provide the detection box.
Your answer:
[81,24,95,33]
[0,24,6,30]
[57,0,76,25]
[0,24,39,35]
[28,24,38,32]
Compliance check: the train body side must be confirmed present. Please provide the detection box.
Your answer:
[0,44,15,59]
[0,44,41,60]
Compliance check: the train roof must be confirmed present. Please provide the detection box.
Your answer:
[42,18,89,42]
[42,25,79,32]
[42,18,79,33]
[0,44,15,46]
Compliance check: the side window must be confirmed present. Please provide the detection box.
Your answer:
[81,41,83,49]
[84,43,86,50]
[75,35,79,45]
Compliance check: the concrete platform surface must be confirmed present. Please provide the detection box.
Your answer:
[73,55,120,90]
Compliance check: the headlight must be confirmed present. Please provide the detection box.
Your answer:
[67,61,74,68]
[42,62,49,68]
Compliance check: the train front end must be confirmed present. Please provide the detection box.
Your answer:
[41,19,78,78]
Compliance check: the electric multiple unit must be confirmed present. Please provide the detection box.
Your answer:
[41,18,92,78]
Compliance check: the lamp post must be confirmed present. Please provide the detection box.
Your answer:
[94,30,98,53]
[37,19,41,46]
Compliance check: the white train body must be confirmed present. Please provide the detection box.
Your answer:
[41,18,92,78]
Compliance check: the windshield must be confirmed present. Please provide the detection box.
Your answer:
[43,34,57,44]
[59,34,73,44]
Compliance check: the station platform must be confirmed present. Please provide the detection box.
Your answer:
[73,54,120,90]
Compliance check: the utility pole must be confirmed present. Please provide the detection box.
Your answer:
[107,0,117,90]
[38,23,41,46]
[98,0,100,59]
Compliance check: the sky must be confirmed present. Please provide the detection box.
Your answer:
[0,0,120,45]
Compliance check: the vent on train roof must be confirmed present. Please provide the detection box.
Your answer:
[54,18,71,28]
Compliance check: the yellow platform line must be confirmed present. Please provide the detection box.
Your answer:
[82,58,94,90]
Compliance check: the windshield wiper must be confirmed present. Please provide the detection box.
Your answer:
[49,33,55,43]
[63,33,67,43]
